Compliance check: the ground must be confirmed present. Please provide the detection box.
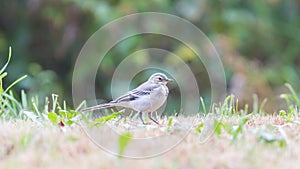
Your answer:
[0,115,300,169]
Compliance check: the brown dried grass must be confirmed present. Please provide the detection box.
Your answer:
[0,115,300,169]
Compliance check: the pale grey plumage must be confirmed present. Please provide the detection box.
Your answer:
[81,73,172,124]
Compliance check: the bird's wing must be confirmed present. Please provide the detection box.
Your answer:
[112,83,160,103]
[131,83,160,95]
[111,93,137,103]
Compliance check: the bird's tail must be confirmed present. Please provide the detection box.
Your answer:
[81,103,115,112]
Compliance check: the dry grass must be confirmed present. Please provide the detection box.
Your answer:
[0,115,300,169]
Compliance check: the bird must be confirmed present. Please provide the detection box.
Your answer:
[81,73,172,125]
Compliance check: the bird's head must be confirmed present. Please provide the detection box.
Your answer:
[148,73,172,85]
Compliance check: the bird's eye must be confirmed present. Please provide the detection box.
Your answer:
[158,77,162,81]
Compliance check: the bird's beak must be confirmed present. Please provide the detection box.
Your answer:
[166,78,173,82]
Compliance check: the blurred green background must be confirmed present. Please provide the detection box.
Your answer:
[0,0,299,112]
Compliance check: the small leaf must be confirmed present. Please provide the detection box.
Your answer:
[118,133,132,157]
[280,110,286,117]
[69,110,79,116]
[94,112,121,123]
[59,110,73,119]
[48,112,58,124]
[214,120,223,136]
[167,116,173,131]
[195,123,204,133]
[66,120,73,125]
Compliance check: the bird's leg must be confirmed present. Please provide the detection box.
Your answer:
[148,112,159,125]
[139,112,146,125]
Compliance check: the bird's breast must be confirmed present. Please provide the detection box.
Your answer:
[129,85,169,112]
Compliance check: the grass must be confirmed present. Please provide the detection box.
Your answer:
[1,114,300,169]
[1,47,300,168]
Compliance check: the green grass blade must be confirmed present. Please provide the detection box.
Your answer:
[0,72,8,81]
[51,94,59,112]
[232,116,249,141]
[259,98,268,114]
[235,99,239,114]
[75,100,86,111]
[44,96,49,114]
[21,90,28,110]
[31,97,40,116]
[200,97,207,115]
[244,104,249,114]
[0,72,8,94]
[0,46,12,75]
[4,75,27,93]
[285,83,300,106]
[1,92,22,118]
[252,94,258,114]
